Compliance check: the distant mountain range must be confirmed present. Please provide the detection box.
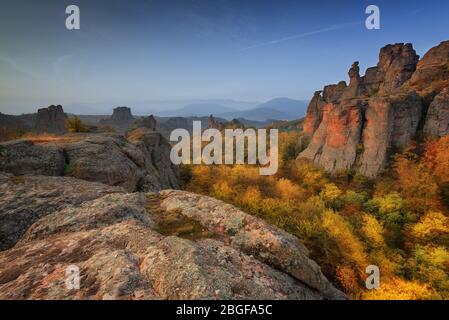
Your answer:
[156,103,237,117]
[154,98,309,121]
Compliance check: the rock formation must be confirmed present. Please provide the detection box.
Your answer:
[207,115,224,130]
[99,107,135,132]
[424,87,449,137]
[0,131,179,192]
[409,40,449,96]
[299,41,449,177]
[35,105,67,134]
[142,115,157,131]
[0,172,345,299]
[111,106,134,122]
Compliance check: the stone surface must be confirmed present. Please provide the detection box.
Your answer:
[0,174,346,300]
[0,132,179,192]
[0,172,123,251]
[377,43,419,94]
[424,87,449,137]
[300,100,366,172]
[0,140,65,176]
[409,40,449,95]
[35,105,67,134]
[298,41,448,177]
[359,93,423,177]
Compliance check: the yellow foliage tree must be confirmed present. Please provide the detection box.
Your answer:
[411,211,449,241]
[323,210,367,271]
[275,178,304,200]
[363,277,437,300]
[361,214,385,248]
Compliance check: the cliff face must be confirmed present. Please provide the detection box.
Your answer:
[298,41,449,177]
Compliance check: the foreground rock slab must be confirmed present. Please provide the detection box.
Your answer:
[0,174,345,300]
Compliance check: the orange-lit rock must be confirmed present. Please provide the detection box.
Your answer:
[298,41,448,177]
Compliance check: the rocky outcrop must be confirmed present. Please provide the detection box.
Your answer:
[302,91,326,136]
[141,115,157,131]
[409,40,449,96]
[299,41,449,177]
[111,107,134,122]
[0,140,65,176]
[359,93,423,176]
[377,43,420,94]
[99,107,135,132]
[0,173,123,251]
[300,100,366,172]
[35,105,67,134]
[0,132,179,192]
[0,173,345,300]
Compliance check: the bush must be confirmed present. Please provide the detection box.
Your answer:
[67,117,90,133]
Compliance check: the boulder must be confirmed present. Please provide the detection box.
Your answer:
[0,172,123,251]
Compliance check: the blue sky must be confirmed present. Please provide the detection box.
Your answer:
[1,0,449,114]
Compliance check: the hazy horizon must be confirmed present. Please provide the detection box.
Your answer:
[1,0,449,115]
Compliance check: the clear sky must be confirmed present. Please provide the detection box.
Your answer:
[1,0,449,114]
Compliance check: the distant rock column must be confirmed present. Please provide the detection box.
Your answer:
[142,115,157,131]
[207,115,224,130]
[35,105,67,134]
[111,107,134,122]
[341,62,362,99]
